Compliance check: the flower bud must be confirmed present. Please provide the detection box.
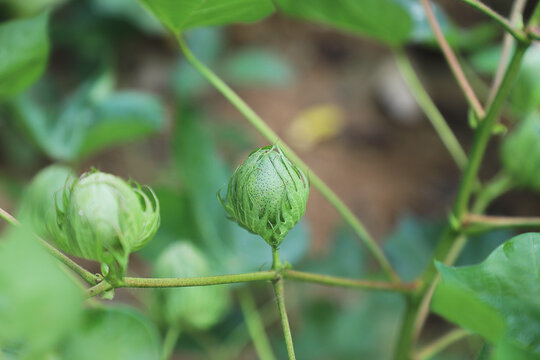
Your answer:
[152,242,229,330]
[501,114,540,191]
[50,170,160,279]
[219,145,309,248]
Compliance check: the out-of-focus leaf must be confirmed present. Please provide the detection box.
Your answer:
[137,0,274,33]
[93,0,164,34]
[152,242,230,330]
[432,233,540,355]
[471,45,540,116]
[286,104,345,151]
[294,293,404,360]
[221,48,294,87]
[274,0,413,46]
[0,229,82,358]
[0,13,49,99]
[494,341,539,360]
[500,113,540,191]
[10,73,164,161]
[62,307,161,360]
[2,0,65,16]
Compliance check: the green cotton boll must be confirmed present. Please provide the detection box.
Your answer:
[49,170,160,280]
[219,145,309,248]
[18,164,75,239]
[152,242,230,330]
[501,113,540,191]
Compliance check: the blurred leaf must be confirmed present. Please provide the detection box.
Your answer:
[152,242,230,330]
[137,0,274,33]
[432,233,540,354]
[294,293,404,360]
[10,73,164,161]
[0,12,49,99]
[286,104,345,151]
[471,45,540,116]
[494,341,539,360]
[93,0,165,34]
[62,307,161,360]
[221,48,295,87]
[0,229,82,358]
[274,0,413,46]
[500,113,540,191]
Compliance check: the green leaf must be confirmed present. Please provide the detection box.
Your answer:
[431,233,540,354]
[274,0,413,46]
[62,307,161,360]
[93,0,165,34]
[0,229,82,358]
[137,0,275,33]
[10,74,164,161]
[0,12,49,98]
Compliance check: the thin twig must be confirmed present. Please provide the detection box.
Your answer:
[273,276,296,360]
[457,0,528,44]
[463,214,540,233]
[421,0,485,119]
[0,207,99,285]
[174,33,399,283]
[487,0,528,105]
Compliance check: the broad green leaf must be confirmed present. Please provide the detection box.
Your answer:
[10,74,164,161]
[62,307,161,360]
[500,113,540,191]
[274,0,413,46]
[0,229,82,358]
[432,233,540,354]
[152,242,230,330]
[137,0,274,33]
[0,13,49,98]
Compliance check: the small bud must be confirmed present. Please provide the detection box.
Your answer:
[50,170,160,280]
[152,242,229,330]
[219,145,309,248]
[501,114,540,191]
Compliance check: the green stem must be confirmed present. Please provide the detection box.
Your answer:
[175,34,399,283]
[393,49,468,170]
[463,214,540,234]
[472,173,515,214]
[456,0,529,43]
[272,276,296,360]
[0,207,99,285]
[237,288,277,360]
[393,44,529,360]
[283,270,418,292]
[162,324,181,360]
[416,328,471,360]
[123,271,277,288]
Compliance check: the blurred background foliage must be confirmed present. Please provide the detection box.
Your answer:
[0,0,539,359]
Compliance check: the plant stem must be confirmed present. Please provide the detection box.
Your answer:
[393,49,468,170]
[487,0,528,105]
[237,288,277,360]
[174,34,398,283]
[463,214,540,234]
[415,328,471,360]
[283,270,418,292]
[393,44,529,360]
[0,207,99,285]
[162,324,181,360]
[472,173,515,214]
[420,0,485,119]
[122,271,277,288]
[272,276,296,360]
[85,280,112,298]
[456,0,529,43]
